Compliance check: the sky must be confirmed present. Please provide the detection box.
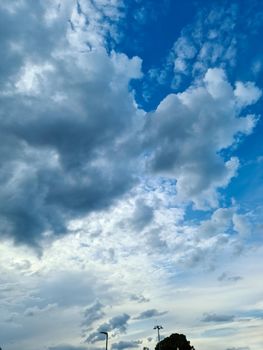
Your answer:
[0,1,263,350]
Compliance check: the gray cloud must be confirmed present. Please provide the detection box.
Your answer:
[0,0,261,254]
[112,340,142,350]
[49,346,88,350]
[202,312,235,323]
[129,200,154,231]
[134,309,167,320]
[82,301,105,328]
[24,303,57,317]
[0,1,142,249]
[86,313,130,343]
[144,68,260,209]
[34,271,110,308]
[130,294,150,303]
[218,272,243,282]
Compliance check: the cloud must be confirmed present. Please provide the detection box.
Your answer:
[86,314,130,343]
[49,346,88,350]
[171,4,239,84]
[36,271,110,308]
[130,294,150,303]
[225,348,250,350]
[134,309,167,320]
[218,272,243,282]
[129,200,154,231]
[144,68,260,209]
[202,313,235,323]
[24,303,57,317]
[82,301,105,328]
[234,81,262,107]
[67,0,124,51]
[232,213,252,237]
[112,340,142,350]
[0,0,142,249]
[0,0,261,252]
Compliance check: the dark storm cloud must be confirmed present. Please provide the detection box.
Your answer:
[0,1,142,249]
[202,313,235,323]
[134,308,167,320]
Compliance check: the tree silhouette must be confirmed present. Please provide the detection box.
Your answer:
[155,333,196,350]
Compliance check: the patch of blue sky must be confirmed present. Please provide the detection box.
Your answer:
[116,0,198,65]
[116,0,263,114]
[238,309,263,320]
[183,205,213,223]
[226,157,263,206]
[112,0,201,110]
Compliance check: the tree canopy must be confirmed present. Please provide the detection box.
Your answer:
[155,333,196,350]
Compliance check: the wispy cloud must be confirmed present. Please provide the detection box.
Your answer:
[134,309,167,320]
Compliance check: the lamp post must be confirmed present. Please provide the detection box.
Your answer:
[154,325,163,350]
[100,331,108,350]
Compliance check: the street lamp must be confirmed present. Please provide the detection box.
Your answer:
[100,331,109,350]
[154,325,163,350]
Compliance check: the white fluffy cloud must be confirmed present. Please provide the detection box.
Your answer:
[144,68,259,209]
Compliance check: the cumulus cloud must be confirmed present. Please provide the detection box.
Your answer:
[0,4,262,350]
[129,200,154,231]
[232,213,252,237]
[0,0,142,249]
[144,68,260,209]
[234,82,262,107]
[0,0,261,252]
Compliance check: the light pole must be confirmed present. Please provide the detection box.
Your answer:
[100,331,108,350]
[154,325,163,350]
